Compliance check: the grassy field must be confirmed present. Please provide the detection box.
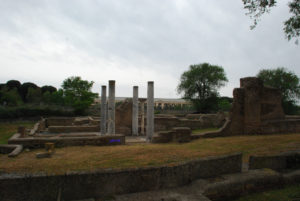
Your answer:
[234,185,300,201]
[0,121,34,144]
[1,120,300,175]
[192,127,219,134]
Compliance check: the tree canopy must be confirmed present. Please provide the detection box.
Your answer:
[177,63,228,113]
[242,0,300,42]
[62,76,98,114]
[257,67,300,114]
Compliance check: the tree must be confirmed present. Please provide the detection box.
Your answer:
[257,67,300,114]
[62,76,98,114]
[20,82,38,102]
[26,87,42,104]
[6,80,21,91]
[41,85,57,94]
[0,88,23,106]
[177,63,228,113]
[50,89,65,105]
[242,0,300,42]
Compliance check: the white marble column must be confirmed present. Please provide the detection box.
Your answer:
[101,85,107,135]
[146,81,154,141]
[108,80,115,134]
[141,101,145,135]
[132,86,139,136]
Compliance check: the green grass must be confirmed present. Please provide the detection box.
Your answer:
[0,121,34,144]
[192,127,219,134]
[234,185,300,201]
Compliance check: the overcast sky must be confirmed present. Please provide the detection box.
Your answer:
[0,0,299,98]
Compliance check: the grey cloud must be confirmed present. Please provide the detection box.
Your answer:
[0,0,299,98]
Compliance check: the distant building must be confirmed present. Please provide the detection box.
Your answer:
[94,97,191,109]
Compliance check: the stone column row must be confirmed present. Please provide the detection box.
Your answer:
[100,80,154,142]
[101,80,115,135]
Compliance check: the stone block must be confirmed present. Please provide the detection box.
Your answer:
[48,125,100,133]
[151,136,171,143]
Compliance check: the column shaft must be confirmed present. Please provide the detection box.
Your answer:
[132,86,139,136]
[101,85,107,135]
[141,102,145,135]
[146,81,154,141]
[108,80,115,134]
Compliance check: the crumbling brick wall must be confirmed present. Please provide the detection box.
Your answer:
[224,77,292,135]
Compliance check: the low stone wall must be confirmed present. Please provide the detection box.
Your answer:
[203,169,283,201]
[46,117,75,127]
[0,153,242,201]
[0,144,23,157]
[154,115,221,133]
[48,125,100,133]
[249,151,300,171]
[152,127,192,143]
[8,134,125,148]
[260,119,300,134]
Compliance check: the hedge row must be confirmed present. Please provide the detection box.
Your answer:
[0,105,74,119]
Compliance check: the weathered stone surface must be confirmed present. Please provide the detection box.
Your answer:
[108,80,116,134]
[132,86,139,136]
[29,122,40,136]
[0,144,23,157]
[101,85,107,135]
[249,151,300,171]
[201,77,300,137]
[8,134,125,148]
[147,81,154,141]
[151,135,171,143]
[73,117,90,125]
[18,126,26,137]
[48,125,100,133]
[152,127,192,143]
[203,169,283,201]
[115,100,133,135]
[172,127,191,143]
[47,117,75,126]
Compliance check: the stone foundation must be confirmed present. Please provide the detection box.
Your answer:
[48,125,100,133]
[8,134,125,148]
[152,127,192,143]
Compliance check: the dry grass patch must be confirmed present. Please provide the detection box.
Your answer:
[0,121,34,144]
[1,133,300,175]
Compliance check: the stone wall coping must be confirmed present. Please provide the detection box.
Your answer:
[9,134,125,141]
[0,144,23,157]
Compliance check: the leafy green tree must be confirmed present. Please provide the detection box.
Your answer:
[26,87,42,104]
[0,88,23,106]
[177,63,228,113]
[242,0,300,43]
[62,76,98,114]
[50,89,65,105]
[6,80,21,91]
[218,97,233,112]
[41,85,57,94]
[20,82,38,102]
[257,67,300,114]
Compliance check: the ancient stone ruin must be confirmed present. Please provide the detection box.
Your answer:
[199,77,300,138]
